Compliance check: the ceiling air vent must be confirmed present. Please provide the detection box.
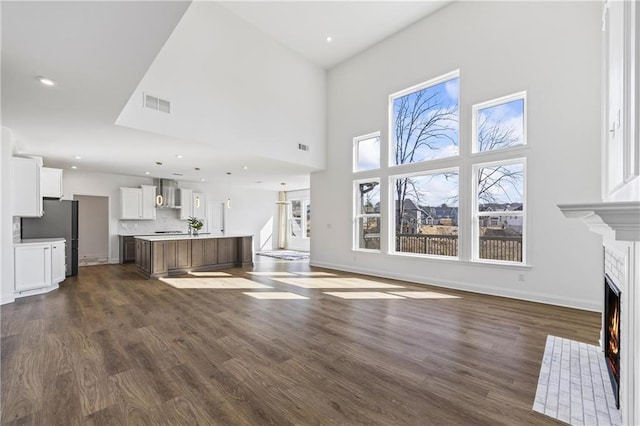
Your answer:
[143,93,171,114]
[298,143,309,152]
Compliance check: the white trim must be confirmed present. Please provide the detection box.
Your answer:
[353,178,381,252]
[472,158,527,265]
[353,131,381,173]
[388,69,460,169]
[471,91,527,154]
[309,260,598,312]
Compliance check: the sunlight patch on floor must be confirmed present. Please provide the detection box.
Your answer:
[243,292,309,300]
[247,272,298,276]
[273,277,405,289]
[388,291,461,299]
[188,271,232,277]
[161,277,272,289]
[324,292,405,299]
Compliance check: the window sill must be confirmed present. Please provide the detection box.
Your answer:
[386,251,532,270]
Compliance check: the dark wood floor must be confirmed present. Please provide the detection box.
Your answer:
[1,259,600,425]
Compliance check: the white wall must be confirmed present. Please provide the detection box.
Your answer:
[312,1,603,310]
[1,128,16,304]
[62,170,279,262]
[117,1,326,171]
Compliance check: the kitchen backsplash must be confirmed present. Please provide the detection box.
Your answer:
[118,208,188,235]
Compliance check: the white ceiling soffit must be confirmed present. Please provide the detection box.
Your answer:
[218,1,452,69]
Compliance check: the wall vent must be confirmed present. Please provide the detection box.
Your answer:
[143,93,171,114]
[298,143,309,151]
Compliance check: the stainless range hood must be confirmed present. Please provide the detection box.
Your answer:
[153,179,180,209]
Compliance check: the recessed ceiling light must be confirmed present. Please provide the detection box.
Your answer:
[243,166,248,170]
[144,171,150,175]
[176,155,183,159]
[71,165,77,169]
[200,178,205,182]
[37,76,55,86]
[326,36,333,43]
[73,155,81,160]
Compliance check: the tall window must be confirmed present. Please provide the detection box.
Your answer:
[392,74,459,165]
[290,199,310,239]
[393,170,459,257]
[472,92,527,263]
[390,71,460,257]
[352,73,528,266]
[354,179,380,250]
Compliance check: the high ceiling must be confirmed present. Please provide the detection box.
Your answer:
[1,1,450,191]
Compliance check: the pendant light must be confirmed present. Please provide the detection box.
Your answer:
[226,172,232,209]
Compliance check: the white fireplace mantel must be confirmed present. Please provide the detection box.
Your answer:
[559,201,640,426]
[558,202,640,242]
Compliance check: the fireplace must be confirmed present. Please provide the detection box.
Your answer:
[604,273,621,409]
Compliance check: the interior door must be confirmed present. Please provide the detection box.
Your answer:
[207,202,224,235]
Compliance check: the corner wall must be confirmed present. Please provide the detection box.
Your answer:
[1,128,15,304]
[312,1,603,310]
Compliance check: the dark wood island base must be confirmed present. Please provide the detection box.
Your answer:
[134,235,253,279]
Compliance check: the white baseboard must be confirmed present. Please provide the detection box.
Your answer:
[309,260,600,312]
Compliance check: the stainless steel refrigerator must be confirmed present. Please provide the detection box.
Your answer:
[21,199,79,276]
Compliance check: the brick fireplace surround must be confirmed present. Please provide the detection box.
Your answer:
[559,201,640,426]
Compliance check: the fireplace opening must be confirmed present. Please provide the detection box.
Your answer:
[604,273,621,409]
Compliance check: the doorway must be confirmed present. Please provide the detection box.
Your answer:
[74,195,109,266]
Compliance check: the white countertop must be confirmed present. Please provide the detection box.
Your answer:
[134,234,251,242]
[15,238,66,245]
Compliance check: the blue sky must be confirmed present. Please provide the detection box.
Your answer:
[393,77,459,164]
[477,98,525,150]
[396,172,459,207]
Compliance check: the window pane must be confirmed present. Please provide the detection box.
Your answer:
[357,181,380,214]
[291,201,302,237]
[357,217,380,250]
[477,98,524,152]
[478,215,523,262]
[393,172,458,256]
[477,163,524,210]
[355,136,380,171]
[392,77,459,165]
[306,202,311,238]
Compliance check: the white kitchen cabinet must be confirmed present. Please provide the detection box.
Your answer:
[120,186,156,220]
[41,167,63,198]
[120,187,142,219]
[14,243,51,291]
[12,157,43,217]
[179,188,193,220]
[14,239,65,293]
[51,241,66,284]
[141,185,156,220]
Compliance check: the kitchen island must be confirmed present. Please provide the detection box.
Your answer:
[134,234,253,279]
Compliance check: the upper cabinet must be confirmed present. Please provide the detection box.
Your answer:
[179,188,193,220]
[120,185,156,220]
[41,167,63,198]
[11,157,43,217]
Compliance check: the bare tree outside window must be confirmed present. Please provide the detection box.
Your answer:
[392,77,459,239]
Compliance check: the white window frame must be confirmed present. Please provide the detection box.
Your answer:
[389,167,460,259]
[353,178,381,252]
[353,132,381,172]
[289,199,310,240]
[471,158,527,265]
[472,91,528,155]
[389,69,460,169]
